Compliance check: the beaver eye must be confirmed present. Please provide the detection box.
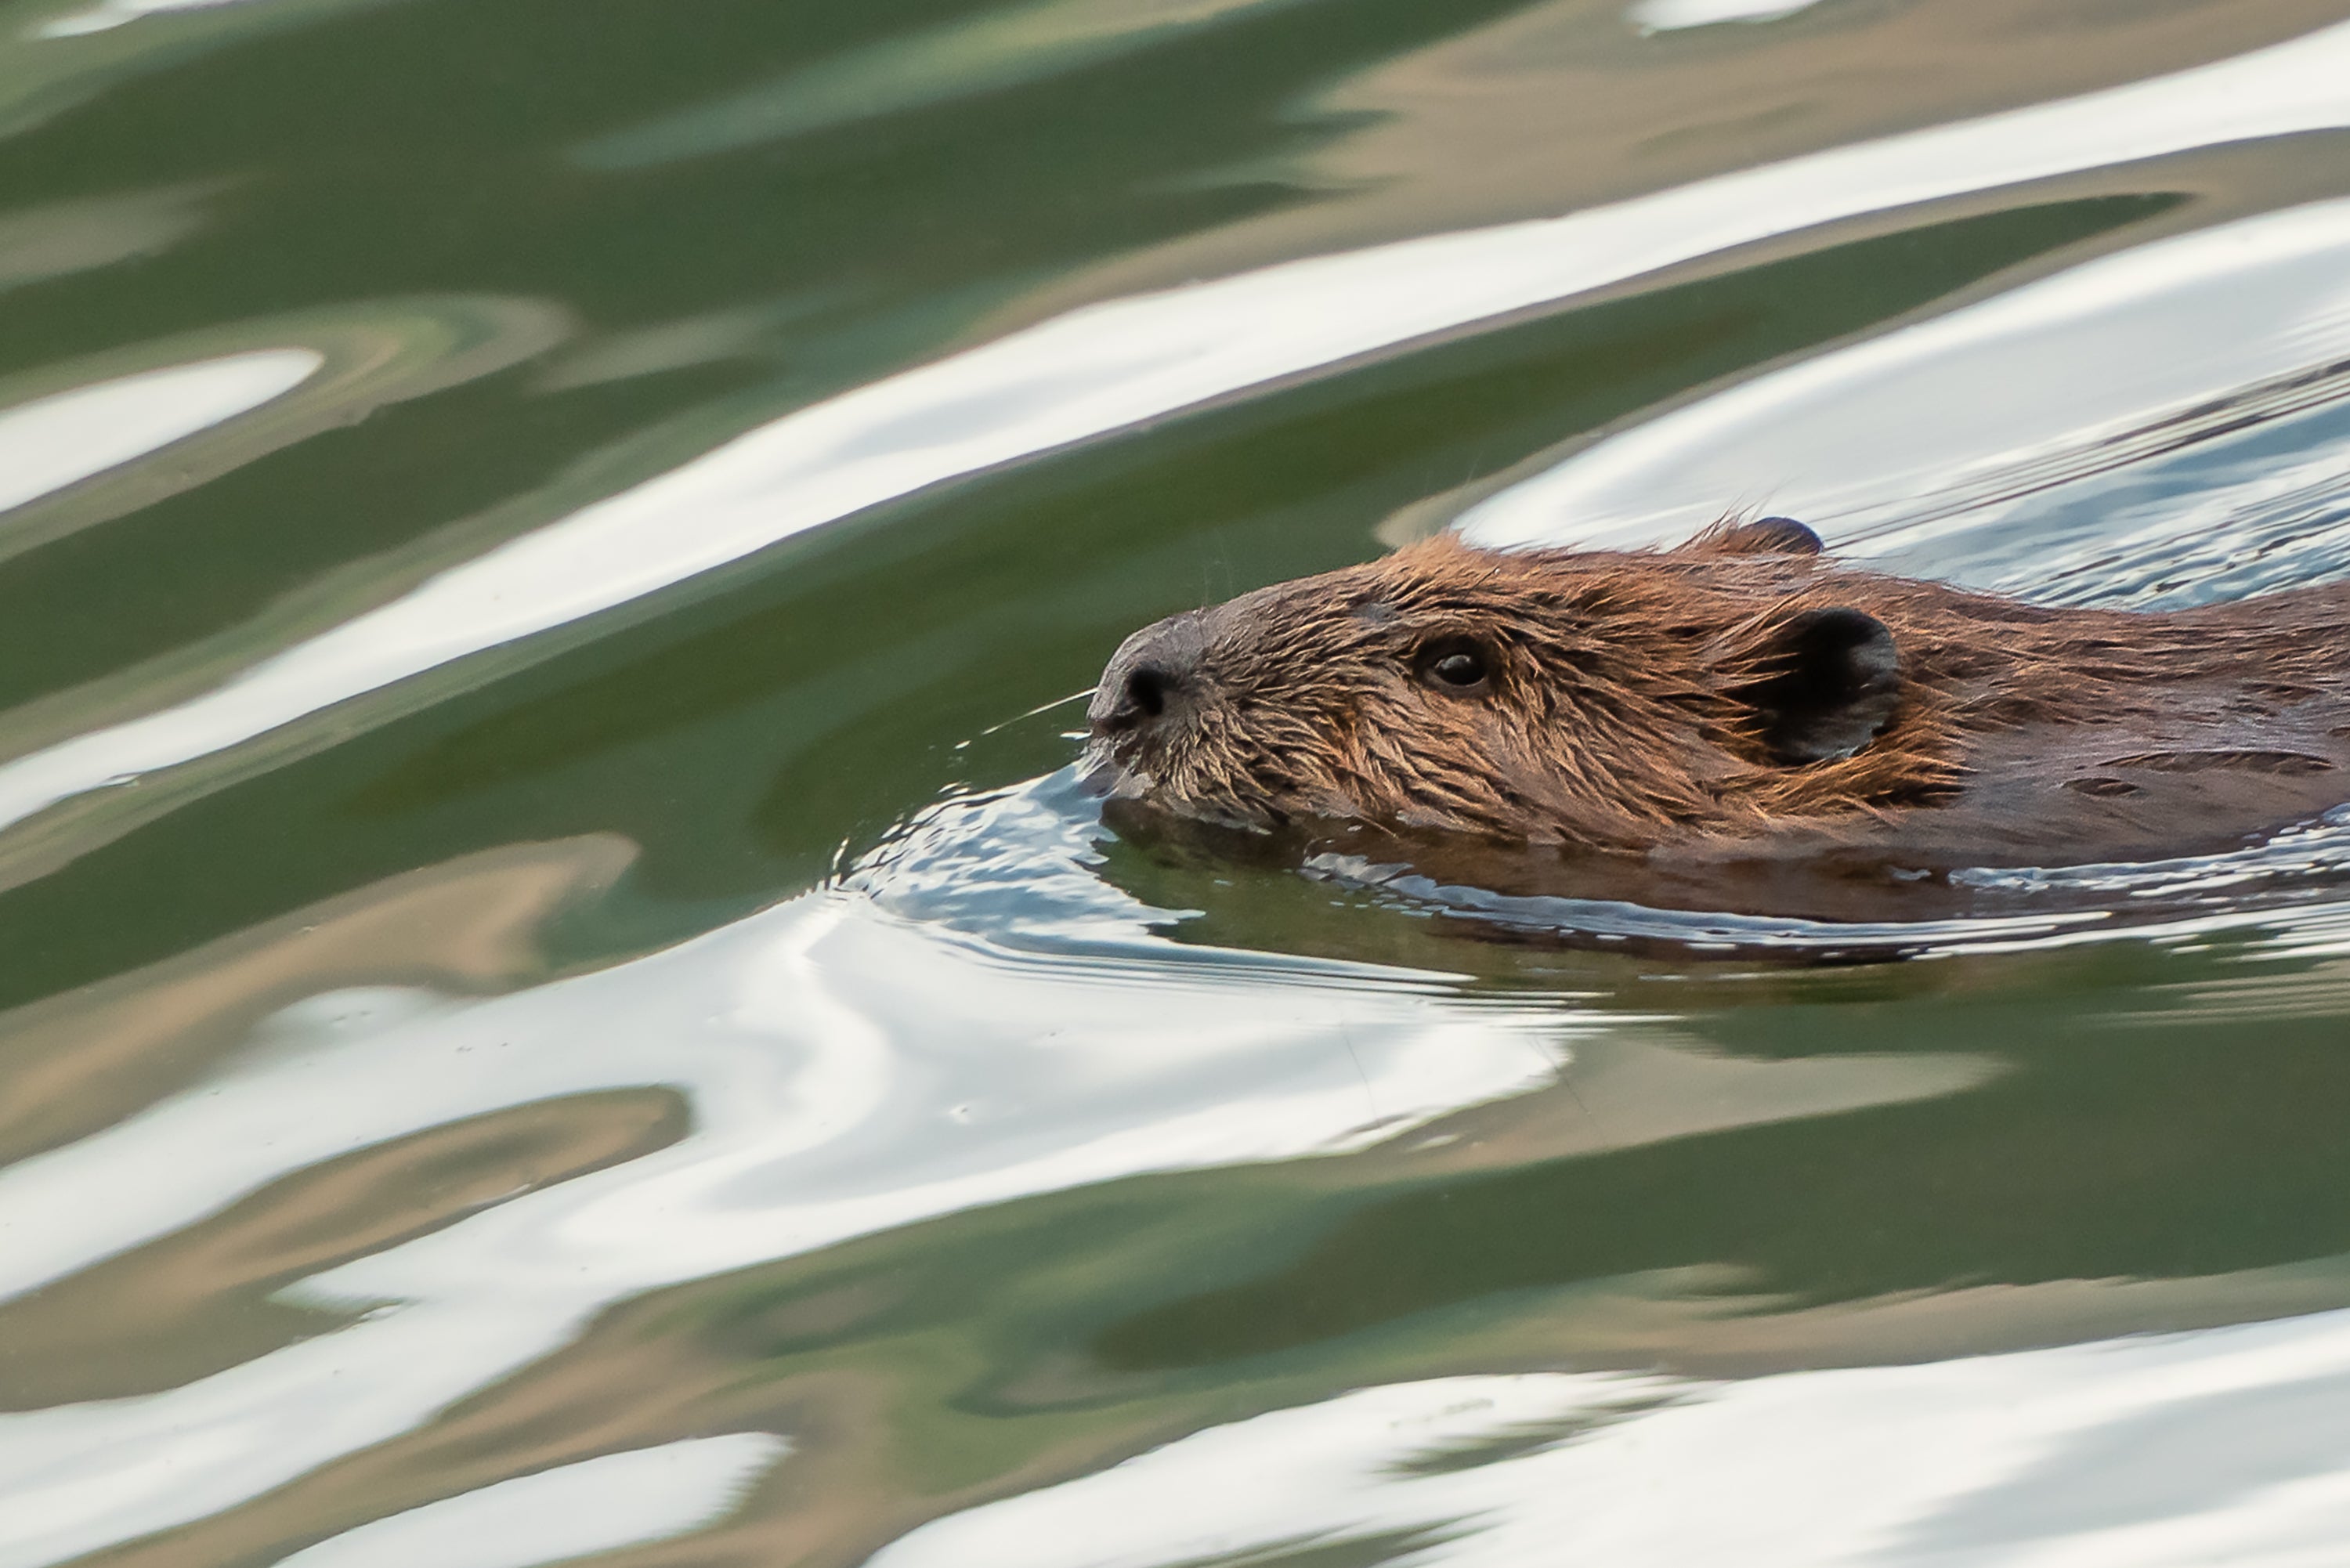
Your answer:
[1415,641,1490,693]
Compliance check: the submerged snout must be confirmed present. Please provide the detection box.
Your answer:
[1089,609,1212,742]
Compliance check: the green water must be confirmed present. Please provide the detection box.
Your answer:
[9,0,2350,1563]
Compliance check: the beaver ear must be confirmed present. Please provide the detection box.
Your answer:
[1738,608,1901,764]
[1688,517,1824,556]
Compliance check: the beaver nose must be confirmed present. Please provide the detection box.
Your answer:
[1090,611,1209,738]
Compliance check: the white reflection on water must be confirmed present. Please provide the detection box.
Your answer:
[0,786,1574,1564]
[275,1435,787,1568]
[1455,195,2350,566]
[873,1309,2350,1567]
[38,0,269,40]
[0,350,320,519]
[7,20,2350,837]
[0,298,566,576]
[1627,0,1825,35]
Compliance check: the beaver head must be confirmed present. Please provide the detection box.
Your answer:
[1083,518,1963,850]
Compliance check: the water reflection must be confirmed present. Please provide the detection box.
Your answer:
[1456,193,2350,569]
[0,786,1580,1562]
[0,295,568,573]
[1628,0,1822,34]
[0,349,319,518]
[1308,805,2350,957]
[277,1436,787,1568]
[0,834,634,1172]
[1052,0,2350,313]
[0,182,213,294]
[5,0,392,136]
[874,1311,2350,1567]
[577,0,1322,169]
[40,0,285,39]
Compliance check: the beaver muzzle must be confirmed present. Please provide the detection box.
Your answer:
[1086,608,1212,770]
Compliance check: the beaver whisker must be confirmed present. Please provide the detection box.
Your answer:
[982,687,1094,736]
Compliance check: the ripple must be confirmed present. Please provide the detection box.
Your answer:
[0,182,215,294]
[0,350,320,521]
[274,1436,787,1568]
[575,0,1320,169]
[38,0,280,39]
[0,295,570,568]
[1306,806,2350,962]
[0,786,1576,1563]
[1456,193,2350,566]
[6,0,391,137]
[871,1310,2350,1568]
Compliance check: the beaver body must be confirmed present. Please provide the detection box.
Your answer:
[1083,521,2350,893]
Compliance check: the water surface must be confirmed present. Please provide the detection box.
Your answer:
[7,2,2350,1564]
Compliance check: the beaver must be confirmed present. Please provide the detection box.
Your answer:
[1083,519,2350,905]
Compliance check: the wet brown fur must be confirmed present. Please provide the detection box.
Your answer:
[1086,523,2350,859]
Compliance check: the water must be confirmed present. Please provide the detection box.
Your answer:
[6,2,2350,1563]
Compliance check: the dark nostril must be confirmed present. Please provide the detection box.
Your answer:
[1090,609,1210,738]
[1125,665,1171,719]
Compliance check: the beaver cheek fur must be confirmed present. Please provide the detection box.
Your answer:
[1084,518,2350,877]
